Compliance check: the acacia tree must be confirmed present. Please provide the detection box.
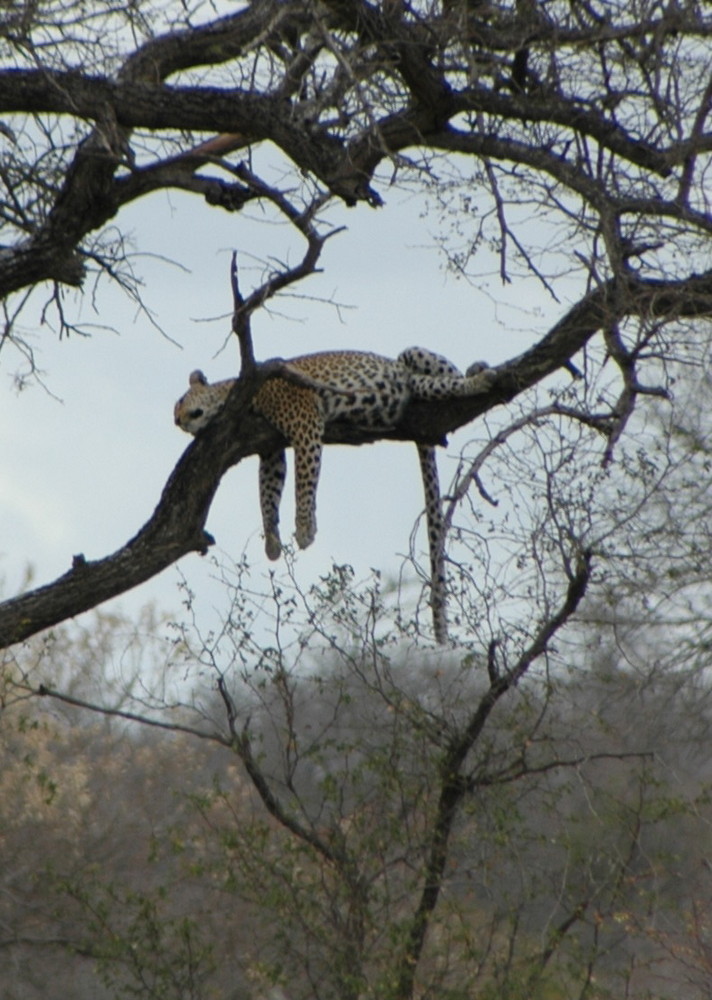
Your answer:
[2,2,712,998]
[1,0,711,643]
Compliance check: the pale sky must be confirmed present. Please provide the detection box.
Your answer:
[0,172,559,638]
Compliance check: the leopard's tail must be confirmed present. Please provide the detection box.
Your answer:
[416,444,448,645]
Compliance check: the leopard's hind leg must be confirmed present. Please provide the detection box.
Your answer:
[292,429,323,551]
[399,347,494,399]
[399,346,463,377]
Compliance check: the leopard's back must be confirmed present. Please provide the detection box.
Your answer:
[253,351,410,433]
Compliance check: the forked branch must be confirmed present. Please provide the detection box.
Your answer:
[226,171,341,373]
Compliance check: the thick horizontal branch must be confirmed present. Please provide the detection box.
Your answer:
[451,85,676,177]
[0,58,700,211]
[118,1,308,84]
[390,268,712,443]
[431,128,712,233]
[0,71,354,210]
[0,72,359,302]
[0,70,286,140]
[1,66,686,179]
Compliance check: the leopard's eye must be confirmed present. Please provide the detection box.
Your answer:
[189,408,204,420]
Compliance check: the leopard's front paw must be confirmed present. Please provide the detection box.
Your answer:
[295,521,316,551]
[264,532,283,561]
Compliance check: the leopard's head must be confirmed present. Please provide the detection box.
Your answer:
[174,370,232,434]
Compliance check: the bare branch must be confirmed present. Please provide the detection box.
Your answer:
[34,683,230,745]
[470,749,654,788]
[392,548,593,999]
[231,252,254,374]
[225,690,346,868]
[225,163,343,318]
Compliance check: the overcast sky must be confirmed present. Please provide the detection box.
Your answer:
[1,170,560,640]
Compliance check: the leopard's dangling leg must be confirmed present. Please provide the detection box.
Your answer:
[416,443,449,645]
[259,450,287,560]
[255,383,324,553]
[292,436,322,550]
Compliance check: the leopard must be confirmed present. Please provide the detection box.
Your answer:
[174,348,494,643]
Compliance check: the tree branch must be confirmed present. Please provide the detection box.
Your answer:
[34,683,228,745]
[1,267,711,649]
[392,548,593,1000]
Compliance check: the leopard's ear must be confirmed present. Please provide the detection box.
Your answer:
[188,370,208,387]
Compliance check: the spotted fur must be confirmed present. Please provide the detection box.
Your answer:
[174,348,493,642]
